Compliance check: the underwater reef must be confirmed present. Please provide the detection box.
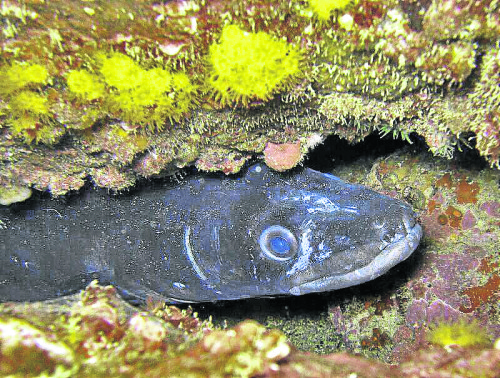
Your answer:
[1,146,499,377]
[0,0,499,200]
[1,0,500,376]
[0,280,499,377]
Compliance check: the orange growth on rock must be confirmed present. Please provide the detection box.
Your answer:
[436,173,453,189]
[445,205,462,228]
[459,259,500,313]
[437,214,448,225]
[428,199,441,214]
[456,179,480,204]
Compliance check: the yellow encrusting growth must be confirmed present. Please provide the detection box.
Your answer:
[207,25,302,105]
[67,52,197,131]
[99,53,144,91]
[308,0,353,21]
[0,61,59,144]
[10,91,49,115]
[66,70,105,101]
[0,62,48,96]
[428,321,491,348]
[7,90,62,144]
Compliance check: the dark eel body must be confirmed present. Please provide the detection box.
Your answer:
[0,163,422,303]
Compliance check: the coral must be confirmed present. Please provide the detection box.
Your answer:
[422,0,500,41]
[1,145,90,196]
[179,320,291,377]
[0,62,60,144]
[207,24,302,105]
[469,47,500,167]
[0,2,39,39]
[91,166,136,192]
[9,91,48,115]
[0,0,499,196]
[428,320,491,348]
[0,282,292,377]
[195,148,251,174]
[414,41,477,85]
[6,91,64,144]
[318,92,427,143]
[99,52,145,91]
[147,302,207,335]
[318,31,423,101]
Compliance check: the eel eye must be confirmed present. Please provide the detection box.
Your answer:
[259,225,298,261]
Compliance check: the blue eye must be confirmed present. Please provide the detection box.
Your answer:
[259,225,298,261]
[270,236,290,254]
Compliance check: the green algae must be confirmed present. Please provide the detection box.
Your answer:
[266,314,344,355]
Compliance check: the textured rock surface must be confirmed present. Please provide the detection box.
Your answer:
[1,1,500,376]
[1,280,499,377]
[0,0,499,197]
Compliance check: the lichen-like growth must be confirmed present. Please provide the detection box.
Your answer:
[308,0,353,21]
[428,321,491,348]
[0,184,32,206]
[207,25,302,105]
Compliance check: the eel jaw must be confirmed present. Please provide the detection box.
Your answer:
[289,222,423,296]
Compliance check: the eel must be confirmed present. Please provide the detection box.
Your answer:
[0,163,422,303]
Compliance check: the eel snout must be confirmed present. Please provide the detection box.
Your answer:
[289,205,423,296]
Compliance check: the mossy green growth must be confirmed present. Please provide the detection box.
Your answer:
[428,321,491,348]
[318,35,422,100]
[0,62,48,96]
[68,52,197,131]
[308,0,353,21]
[207,25,302,105]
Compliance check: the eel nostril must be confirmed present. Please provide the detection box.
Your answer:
[381,232,393,243]
[402,211,416,233]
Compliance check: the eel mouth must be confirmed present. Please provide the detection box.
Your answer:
[289,219,423,296]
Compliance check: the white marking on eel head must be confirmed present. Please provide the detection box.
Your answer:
[183,225,208,281]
